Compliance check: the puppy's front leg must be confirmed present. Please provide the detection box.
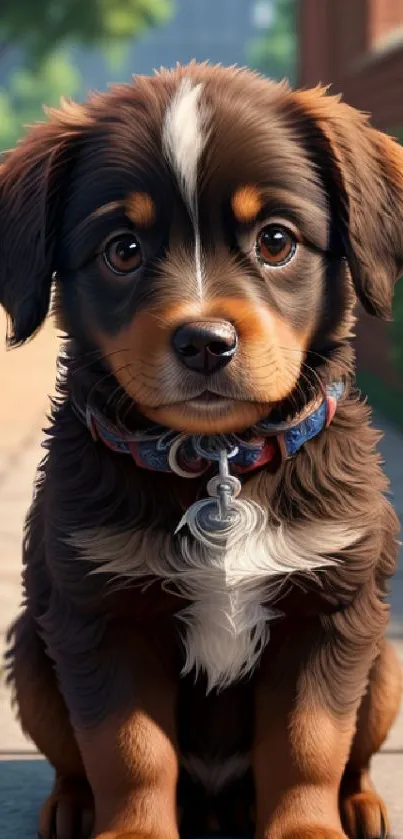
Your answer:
[79,703,179,839]
[253,602,384,839]
[43,599,179,839]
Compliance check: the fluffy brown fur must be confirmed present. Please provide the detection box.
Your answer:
[1,62,402,839]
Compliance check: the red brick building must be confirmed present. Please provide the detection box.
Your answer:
[298,0,403,390]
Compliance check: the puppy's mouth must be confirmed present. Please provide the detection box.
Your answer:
[183,391,234,410]
[156,390,256,412]
[139,389,272,434]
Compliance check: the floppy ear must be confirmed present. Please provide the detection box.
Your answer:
[0,103,89,345]
[291,87,403,319]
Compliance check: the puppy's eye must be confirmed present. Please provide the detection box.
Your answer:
[103,233,143,275]
[256,224,297,267]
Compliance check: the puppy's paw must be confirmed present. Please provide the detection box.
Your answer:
[38,776,93,839]
[95,834,171,839]
[341,791,389,838]
[283,828,346,839]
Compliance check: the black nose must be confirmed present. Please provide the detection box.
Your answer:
[172,320,238,374]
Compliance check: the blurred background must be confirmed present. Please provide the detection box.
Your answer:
[1,5,403,830]
[0,0,402,423]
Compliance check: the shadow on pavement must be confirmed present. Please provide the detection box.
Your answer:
[0,758,52,837]
[0,751,402,837]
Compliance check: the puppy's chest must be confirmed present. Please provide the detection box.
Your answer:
[72,518,358,689]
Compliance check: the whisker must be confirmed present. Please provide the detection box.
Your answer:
[136,357,169,373]
[71,348,129,377]
[104,381,128,411]
[279,345,351,374]
[241,355,278,374]
[115,391,134,428]
[85,363,133,413]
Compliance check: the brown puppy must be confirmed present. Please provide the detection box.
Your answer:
[1,62,402,839]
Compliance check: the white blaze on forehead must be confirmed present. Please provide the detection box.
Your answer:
[162,78,206,299]
[162,78,205,211]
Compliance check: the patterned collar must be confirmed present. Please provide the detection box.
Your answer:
[72,381,344,479]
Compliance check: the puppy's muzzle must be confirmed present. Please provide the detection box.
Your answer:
[172,320,238,374]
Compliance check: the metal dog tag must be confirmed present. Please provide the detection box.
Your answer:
[175,449,264,549]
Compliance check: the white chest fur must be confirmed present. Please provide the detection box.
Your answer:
[71,519,359,691]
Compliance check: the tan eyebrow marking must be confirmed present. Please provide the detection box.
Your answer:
[125,192,155,227]
[231,185,263,223]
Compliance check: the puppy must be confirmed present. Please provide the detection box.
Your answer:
[1,62,402,839]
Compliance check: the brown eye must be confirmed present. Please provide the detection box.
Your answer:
[103,233,142,275]
[257,224,297,267]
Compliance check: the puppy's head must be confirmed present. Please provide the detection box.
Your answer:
[1,63,402,434]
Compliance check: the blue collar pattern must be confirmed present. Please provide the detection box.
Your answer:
[72,381,344,478]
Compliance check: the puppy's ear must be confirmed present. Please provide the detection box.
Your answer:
[0,103,89,345]
[292,87,403,319]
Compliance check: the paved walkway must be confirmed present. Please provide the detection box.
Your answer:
[0,312,402,837]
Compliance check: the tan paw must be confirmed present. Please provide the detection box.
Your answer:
[341,791,389,838]
[283,828,346,839]
[95,834,167,839]
[38,776,94,839]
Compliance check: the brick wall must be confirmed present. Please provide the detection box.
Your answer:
[298,0,403,130]
[370,0,403,46]
[298,0,403,384]
[354,308,401,390]
[298,0,368,89]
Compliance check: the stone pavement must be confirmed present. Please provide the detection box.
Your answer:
[0,312,402,837]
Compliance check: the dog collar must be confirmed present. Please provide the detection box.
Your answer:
[73,381,344,479]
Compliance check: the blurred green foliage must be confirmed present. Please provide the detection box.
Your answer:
[0,0,172,66]
[0,51,81,150]
[0,0,173,154]
[248,0,297,85]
